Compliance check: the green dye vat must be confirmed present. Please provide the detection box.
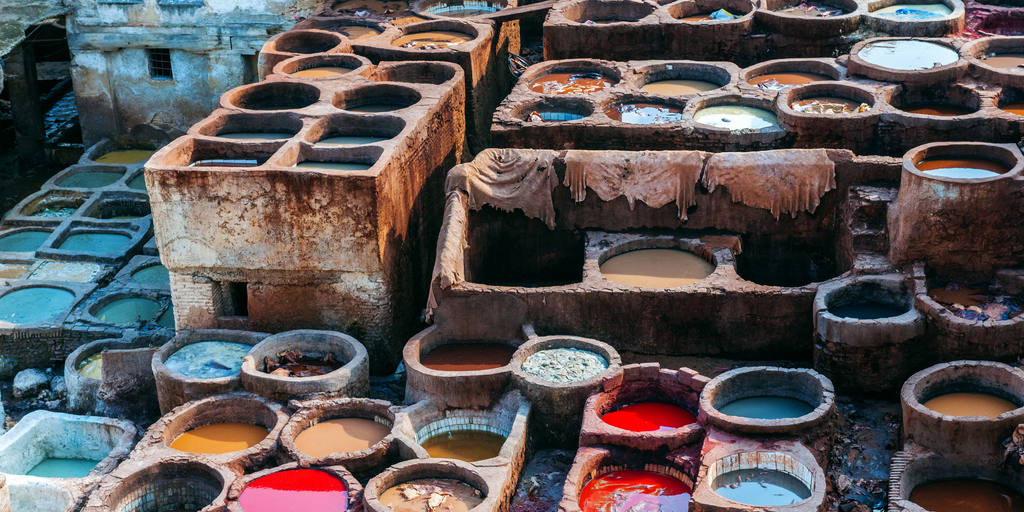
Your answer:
[0,231,50,252]
[157,305,174,328]
[127,173,147,191]
[59,233,131,253]
[0,287,75,324]
[26,458,100,478]
[58,172,123,188]
[94,297,161,324]
[132,264,169,284]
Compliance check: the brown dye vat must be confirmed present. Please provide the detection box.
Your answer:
[394,15,430,25]
[927,283,1022,321]
[747,72,829,90]
[775,1,846,17]
[903,104,973,116]
[294,418,391,456]
[791,96,866,114]
[600,249,714,288]
[679,12,715,21]
[169,422,270,454]
[334,0,409,13]
[922,392,1018,418]
[982,54,1024,69]
[266,358,343,377]
[1003,102,1024,116]
[381,479,484,512]
[392,31,472,49]
[331,26,383,39]
[910,479,1024,512]
[291,67,353,78]
[419,344,516,371]
[642,80,719,95]
[916,157,1011,179]
[95,149,155,164]
[529,72,617,95]
[420,430,506,461]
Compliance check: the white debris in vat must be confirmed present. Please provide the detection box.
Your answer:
[521,348,608,383]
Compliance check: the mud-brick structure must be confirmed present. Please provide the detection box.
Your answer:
[64,0,319,145]
[146,42,466,371]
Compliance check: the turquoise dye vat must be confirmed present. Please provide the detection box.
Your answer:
[157,305,174,328]
[717,396,815,419]
[127,174,147,191]
[712,468,811,506]
[58,233,131,253]
[164,341,251,379]
[27,458,100,478]
[132,264,169,284]
[58,172,123,189]
[94,298,161,324]
[0,231,50,252]
[0,287,75,324]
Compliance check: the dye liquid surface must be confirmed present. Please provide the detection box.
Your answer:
[712,469,811,506]
[294,162,373,171]
[981,53,1024,69]
[170,422,269,454]
[857,40,959,71]
[330,26,383,39]
[928,283,1022,321]
[903,104,973,116]
[829,301,906,319]
[164,341,251,379]
[59,233,131,253]
[922,392,1018,418]
[26,458,100,478]
[1003,102,1024,116]
[775,1,846,17]
[77,353,103,379]
[522,348,608,383]
[380,478,484,512]
[917,157,1010,179]
[419,343,516,371]
[95,297,161,324]
[601,402,697,432]
[579,470,692,512]
[692,106,778,129]
[604,103,683,124]
[641,79,719,95]
[127,174,147,191]
[791,97,868,114]
[601,249,715,288]
[291,67,353,78]
[392,31,472,49]
[315,136,391,148]
[0,231,50,252]
[529,72,617,94]
[239,468,348,512]
[748,72,829,90]
[717,396,815,419]
[295,418,392,456]
[217,132,294,141]
[334,0,410,15]
[132,264,170,284]
[59,172,123,188]
[0,287,75,324]
[94,149,155,164]
[873,3,952,17]
[420,429,506,461]
[910,479,1024,512]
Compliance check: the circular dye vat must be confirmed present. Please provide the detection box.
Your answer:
[917,157,1011,179]
[928,283,1023,321]
[522,348,609,383]
[32,206,77,218]
[420,343,516,371]
[58,171,123,188]
[78,353,103,379]
[381,478,484,512]
[392,31,472,49]
[981,53,1024,69]
[775,1,846,17]
[294,162,373,170]
[829,301,906,319]
[0,287,75,324]
[604,103,683,124]
[164,341,252,379]
[295,418,391,457]
[334,0,409,14]
[217,132,294,141]
[910,479,1024,512]
[94,149,155,164]
[291,66,353,78]
[642,79,719,95]
[425,1,502,17]
[529,72,617,95]
[601,249,714,288]
[127,173,147,191]
[394,15,430,25]
[94,297,161,325]
[748,72,829,90]
[692,105,778,129]
[922,392,1018,418]
[0,230,50,252]
[170,422,270,454]
[132,264,170,284]
[873,3,952,18]
[717,396,815,419]
[331,26,382,39]
[1003,103,1024,116]
[712,468,811,506]
[579,470,692,512]
[902,103,973,116]
[420,429,506,461]
[601,402,697,432]
[27,458,100,478]
[58,233,131,253]
[315,136,391,148]
[791,97,867,114]
[239,469,348,512]
[858,40,958,71]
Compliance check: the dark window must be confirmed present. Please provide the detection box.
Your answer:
[149,48,173,80]
[218,281,249,317]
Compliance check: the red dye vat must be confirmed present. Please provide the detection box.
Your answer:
[239,469,349,512]
[580,470,692,512]
[600,403,697,432]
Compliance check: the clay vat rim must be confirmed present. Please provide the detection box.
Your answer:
[18,191,88,218]
[240,330,367,383]
[757,0,863,23]
[407,337,521,377]
[156,394,285,455]
[274,53,374,80]
[413,414,514,466]
[914,292,1024,328]
[575,462,696,505]
[305,113,408,145]
[848,37,965,75]
[903,141,1024,183]
[192,112,307,141]
[740,58,845,83]
[152,330,269,385]
[100,457,235,512]
[962,36,1024,80]
[225,81,325,112]
[0,284,80,327]
[887,82,983,118]
[632,61,737,93]
[902,360,1024,423]
[688,94,783,133]
[510,335,622,389]
[280,399,397,462]
[518,59,625,93]
[269,29,349,55]
[600,97,689,125]
[892,453,1024,504]
[699,366,835,430]
[413,0,510,19]
[66,335,165,382]
[331,83,425,113]
[704,451,815,504]
[996,86,1024,113]
[594,239,720,290]
[585,379,703,438]
[389,19,484,49]
[862,0,962,21]
[814,276,922,325]
[83,195,152,221]
[666,0,759,22]
[557,0,659,24]
[85,292,168,326]
[52,167,128,190]
[226,462,364,509]
[362,459,493,512]
[777,81,880,119]
[370,61,464,86]
[510,96,596,123]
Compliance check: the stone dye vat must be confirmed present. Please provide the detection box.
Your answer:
[847,37,966,86]
[65,332,170,417]
[699,367,836,435]
[402,390,528,466]
[964,36,1024,90]
[776,81,879,154]
[83,459,235,512]
[240,329,370,401]
[147,56,466,374]
[691,450,825,510]
[888,448,1024,512]
[279,398,399,472]
[225,463,363,512]
[558,445,694,512]
[364,460,500,512]
[862,0,963,36]
[0,411,135,480]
